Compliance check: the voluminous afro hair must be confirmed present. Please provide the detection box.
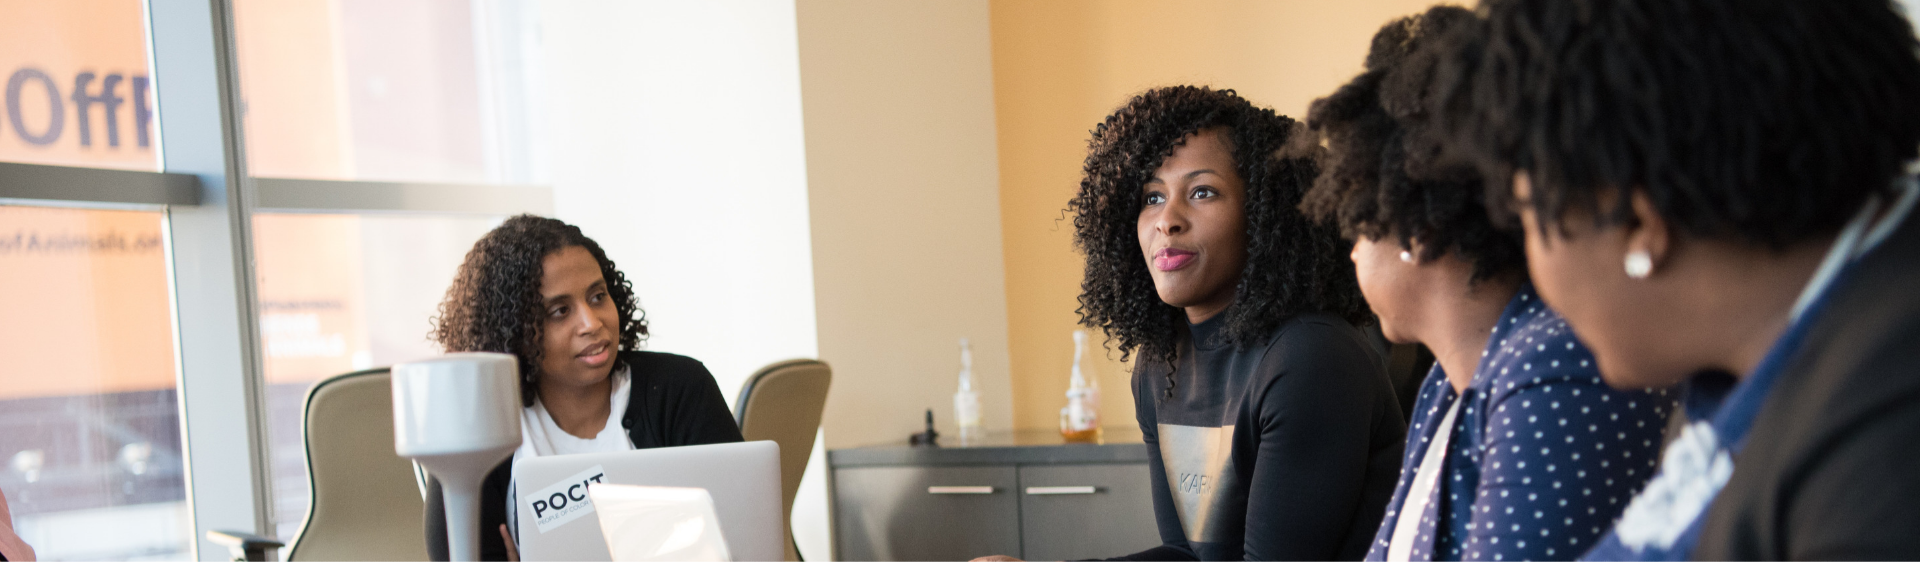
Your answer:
[1430,0,1920,247]
[1300,6,1524,283]
[431,214,648,407]
[1072,85,1369,363]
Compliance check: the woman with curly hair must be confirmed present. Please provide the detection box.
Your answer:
[983,86,1404,561]
[1299,7,1672,561]
[421,215,741,561]
[1427,0,1920,560]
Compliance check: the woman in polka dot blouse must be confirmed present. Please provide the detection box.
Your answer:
[1297,7,1675,561]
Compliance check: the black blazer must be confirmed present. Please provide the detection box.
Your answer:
[423,350,744,561]
[1694,209,1920,559]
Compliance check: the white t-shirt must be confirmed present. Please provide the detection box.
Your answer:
[515,366,637,460]
[505,367,636,540]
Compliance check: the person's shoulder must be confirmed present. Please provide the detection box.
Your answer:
[1798,212,1920,403]
[620,350,715,384]
[1255,312,1388,392]
[1702,356,1920,559]
[1764,214,1920,435]
[1755,257,1920,451]
[1479,305,1603,392]
[1698,219,1920,558]
[1261,311,1371,356]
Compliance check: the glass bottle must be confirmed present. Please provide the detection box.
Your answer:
[953,338,983,442]
[1060,330,1102,442]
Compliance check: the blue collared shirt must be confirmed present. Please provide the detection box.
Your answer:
[1367,283,1675,561]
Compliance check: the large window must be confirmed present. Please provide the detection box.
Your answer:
[0,0,191,560]
[4,0,821,560]
[230,0,547,541]
[251,213,502,540]
[232,0,544,184]
[2,0,550,559]
[0,206,188,561]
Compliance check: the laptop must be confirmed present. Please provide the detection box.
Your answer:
[511,440,783,561]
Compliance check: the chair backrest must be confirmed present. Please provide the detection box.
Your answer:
[286,368,429,561]
[733,359,832,562]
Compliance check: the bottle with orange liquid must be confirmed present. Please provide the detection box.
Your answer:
[1059,330,1102,443]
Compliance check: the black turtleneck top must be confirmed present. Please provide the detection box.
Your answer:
[1112,312,1405,561]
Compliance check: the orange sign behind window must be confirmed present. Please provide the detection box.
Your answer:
[0,0,156,171]
[0,206,175,397]
[2,0,378,397]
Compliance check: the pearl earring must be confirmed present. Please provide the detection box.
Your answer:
[1399,250,1413,263]
[1624,250,1653,279]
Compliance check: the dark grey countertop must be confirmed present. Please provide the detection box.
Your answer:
[828,427,1148,467]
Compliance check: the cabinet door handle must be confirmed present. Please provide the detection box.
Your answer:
[927,486,996,495]
[1025,486,1098,495]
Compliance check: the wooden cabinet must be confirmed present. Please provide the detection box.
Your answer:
[828,429,1159,561]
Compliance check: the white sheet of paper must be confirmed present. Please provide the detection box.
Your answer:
[588,483,732,562]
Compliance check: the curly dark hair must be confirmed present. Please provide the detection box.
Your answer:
[431,214,648,406]
[1428,0,1920,247]
[1299,6,1524,283]
[1072,86,1369,363]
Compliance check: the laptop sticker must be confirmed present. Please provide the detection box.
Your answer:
[527,465,609,534]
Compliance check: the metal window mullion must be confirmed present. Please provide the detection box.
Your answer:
[252,177,553,215]
[147,0,276,560]
[0,162,200,206]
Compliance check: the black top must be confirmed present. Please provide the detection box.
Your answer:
[423,350,744,561]
[1694,209,1920,560]
[1114,312,1406,561]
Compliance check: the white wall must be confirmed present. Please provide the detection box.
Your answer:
[542,0,816,400]
[538,0,830,559]
[538,1,1012,559]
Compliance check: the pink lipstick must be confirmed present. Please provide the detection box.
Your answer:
[1153,248,1196,271]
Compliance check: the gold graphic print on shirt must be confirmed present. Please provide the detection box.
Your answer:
[1158,423,1243,543]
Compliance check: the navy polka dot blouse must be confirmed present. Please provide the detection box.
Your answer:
[1366,283,1676,561]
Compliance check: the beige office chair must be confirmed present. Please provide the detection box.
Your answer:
[733,359,832,562]
[208,368,429,561]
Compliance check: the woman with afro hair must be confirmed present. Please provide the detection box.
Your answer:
[421,215,741,561]
[997,86,1404,561]
[1299,7,1671,561]
[1427,0,1920,560]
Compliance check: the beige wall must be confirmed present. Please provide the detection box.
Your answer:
[798,0,1016,449]
[991,0,1449,432]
